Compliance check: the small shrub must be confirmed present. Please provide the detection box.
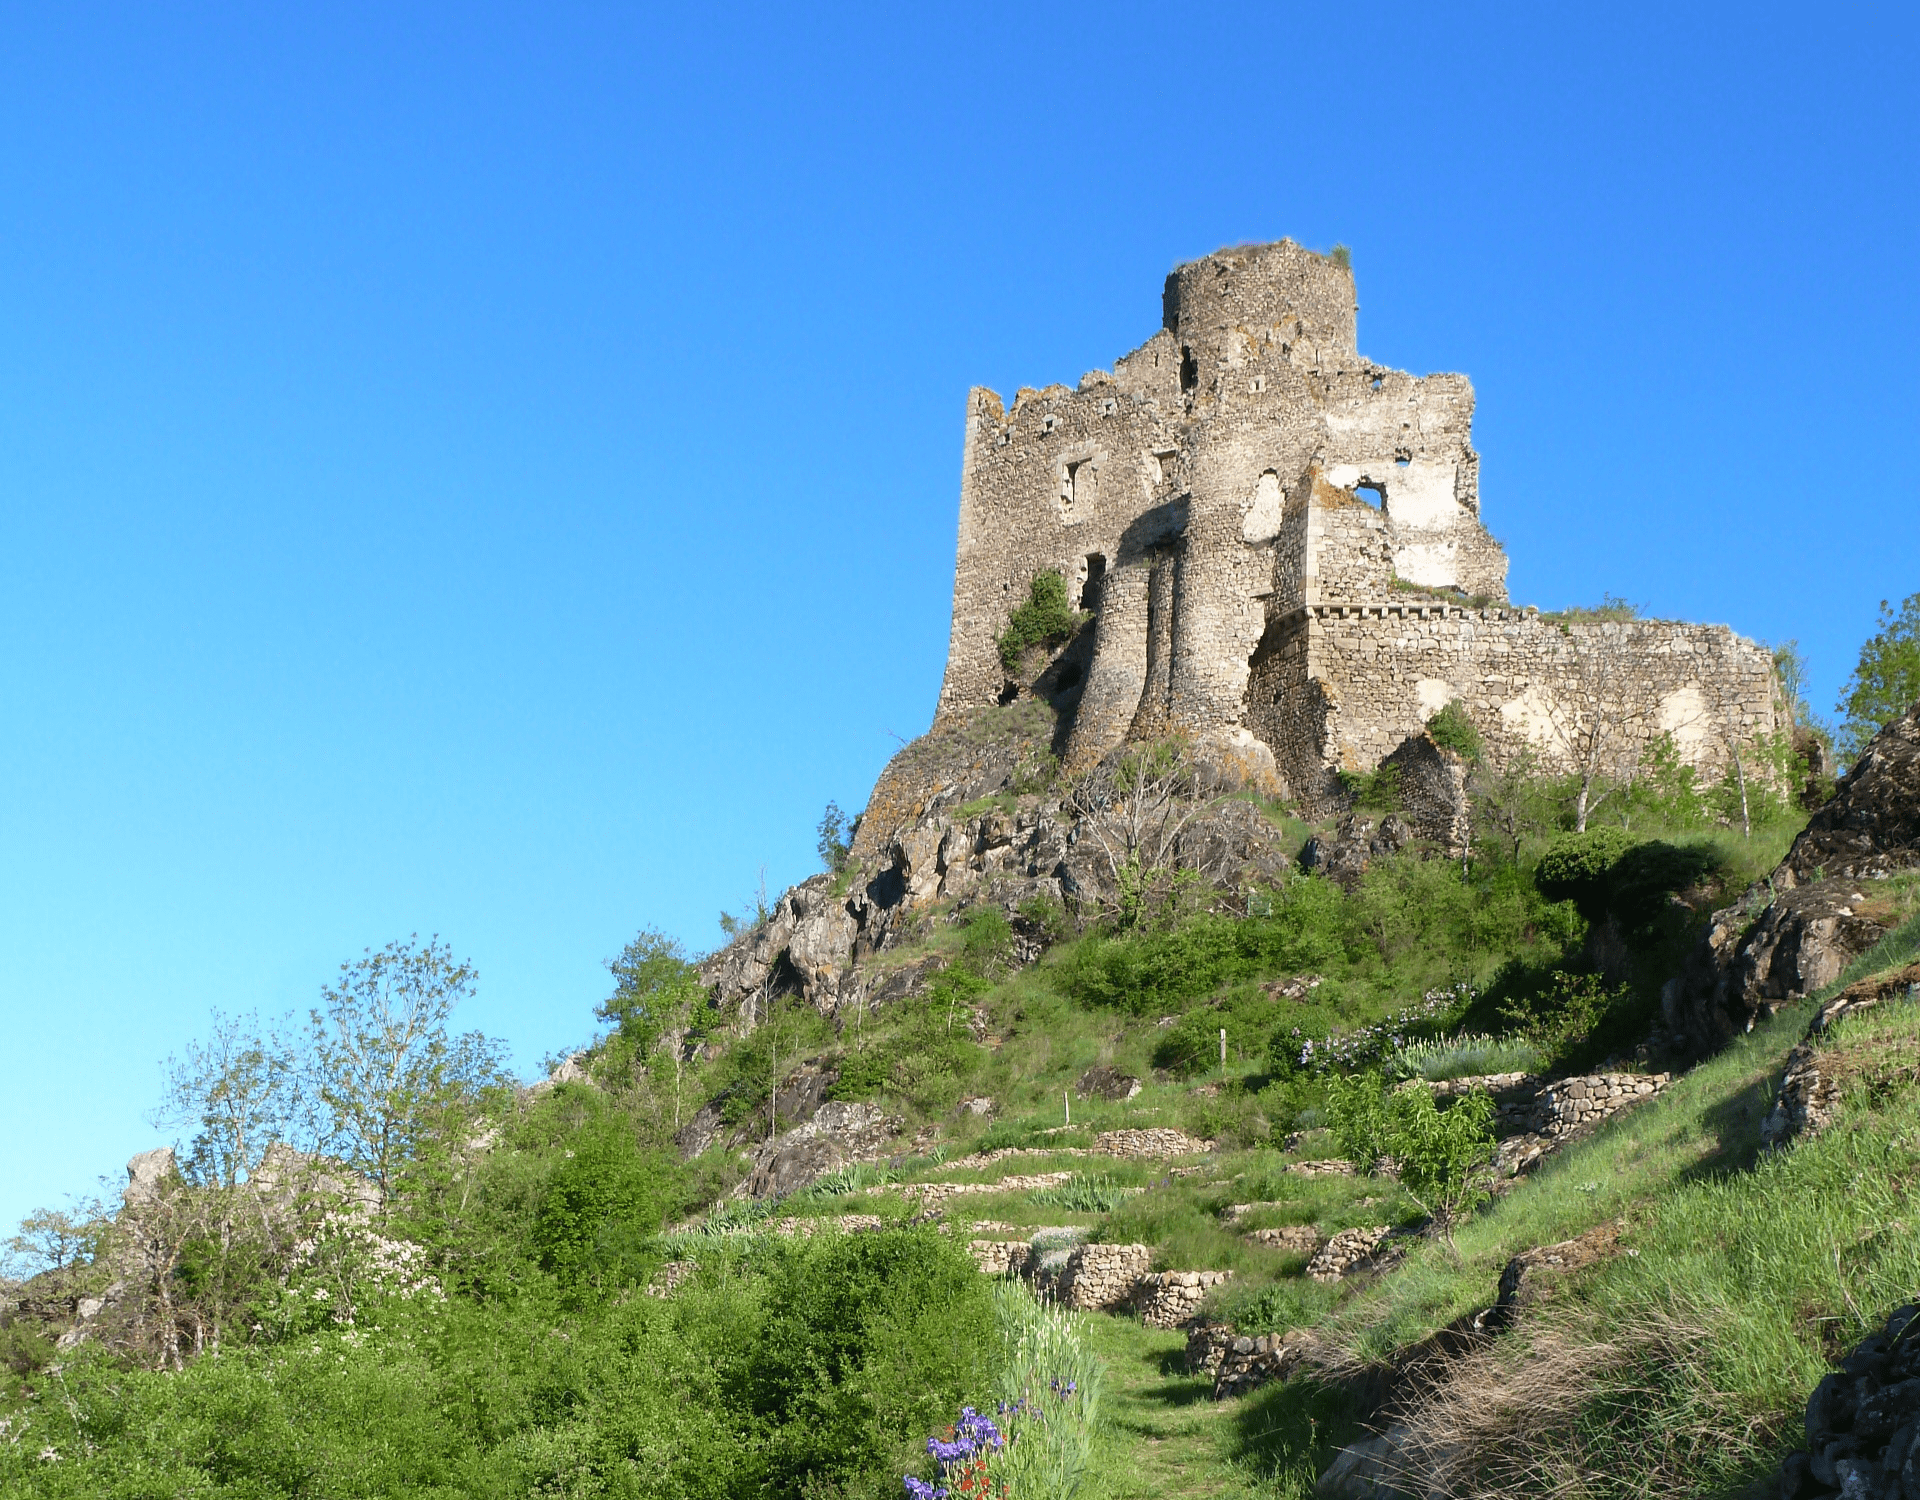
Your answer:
[1386,1031,1545,1082]
[1535,828,1637,914]
[1338,763,1402,813]
[1028,1173,1135,1214]
[1426,700,1484,762]
[1497,970,1625,1058]
[817,801,855,872]
[1328,243,1352,270]
[996,572,1084,672]
[1326,1072,1496,1239]
[961,906,1014,972]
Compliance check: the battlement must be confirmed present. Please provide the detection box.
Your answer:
[928,244,1774,807]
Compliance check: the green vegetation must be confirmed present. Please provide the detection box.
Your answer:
[1385,1031,1546,1082]
[1838,588,1920,760]
[1424,699,1483,762]
[14,634,1920,1498]
[996,571,1085,671]
[1539,593,1643,626]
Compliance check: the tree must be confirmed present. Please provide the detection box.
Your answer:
[307,936,507,1203]
[1548,638,1646,832]
[145,1011,307,1360]
[155,1011,302,1192]
[1838,590,1920,762]
[1067,740,1208,928]
[817,802,855,873]
[1325,1071,1496,1247]
[1469,744,1554,862]
[599,928,704,1127]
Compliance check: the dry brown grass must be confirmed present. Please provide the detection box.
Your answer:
[1349,1306,1785,1499]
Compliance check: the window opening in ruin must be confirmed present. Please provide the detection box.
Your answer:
[1355,482,1385,508]
[1080,553,1107,612]
[1371,375,1383,390]
[1394,452,1411,467]
[1179,346,1199,393]
[1062,460,1085,515]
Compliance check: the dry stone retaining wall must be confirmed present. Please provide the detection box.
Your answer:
[1306,1226,1394,1282]
[1423,1071,1672,1137]
[1133,1270,1233,1329]
[1049,1243,1154,1311]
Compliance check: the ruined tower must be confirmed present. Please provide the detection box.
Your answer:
[930,240,1775,807]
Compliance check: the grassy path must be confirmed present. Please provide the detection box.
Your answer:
[1085,1316,1353,1499]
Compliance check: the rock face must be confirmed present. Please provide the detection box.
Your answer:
[1776,702,1920,887]
[1761,962,1920,1151]
[1300,814,1414,889]
[1666,703,1920,1058]
[732,1102,898,1199]
[1076,1065,1141,1101]
[1778,1299,1920,1498]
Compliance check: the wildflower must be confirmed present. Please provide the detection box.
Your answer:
[904,1477,948,1500]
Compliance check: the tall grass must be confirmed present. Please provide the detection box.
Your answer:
[1385,1032,1546,1082]
[991,1283,1103,1500]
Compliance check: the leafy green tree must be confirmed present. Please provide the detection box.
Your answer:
[817,801,855,872]
[1838,590,1920,761]
[529,1094,675,1291]
[156,1010,302,1192]
[1326,1072,1496,1244]
[599,927,706,1126]
[307,936,507,1203]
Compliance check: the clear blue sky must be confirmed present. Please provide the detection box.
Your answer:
[3,3,1915,1231]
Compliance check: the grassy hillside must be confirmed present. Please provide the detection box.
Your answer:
[11,775,1920,1500]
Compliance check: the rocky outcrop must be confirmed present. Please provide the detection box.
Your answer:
[1669,882,1892,1055]
[1779,1299,1920,1498]
[1666,703,1920,1058]
[732,1101,899,1199]
[1776,701,1920,888]
[1300,813,1414,888]
[1761,962,1920,1151]
[1076,1065,1141,1101]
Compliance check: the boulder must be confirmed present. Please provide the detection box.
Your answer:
[1777,1300,1920,1497]
[1076,1065,1141,1101]
[123,1148,176,1207]
[1301,815,1414,889]
[1775,701,1920,887]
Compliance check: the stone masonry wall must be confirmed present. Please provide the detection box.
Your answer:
[912,238,1770,807]
[1249,603,1777,807]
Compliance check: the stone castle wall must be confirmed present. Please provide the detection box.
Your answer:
[918,239,1773,806]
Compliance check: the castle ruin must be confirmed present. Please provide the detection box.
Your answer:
[930,240,1776,805]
